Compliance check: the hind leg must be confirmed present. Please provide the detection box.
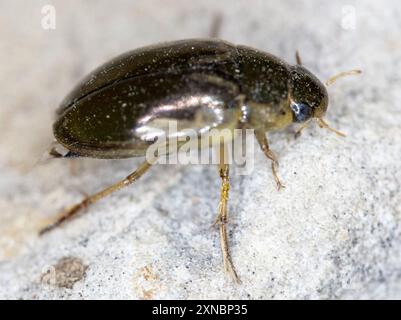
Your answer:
[40,159,156,235]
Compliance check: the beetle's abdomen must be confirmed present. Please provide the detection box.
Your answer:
[54,72,240,158]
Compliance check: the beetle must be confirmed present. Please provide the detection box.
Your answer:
[40,39,360,282]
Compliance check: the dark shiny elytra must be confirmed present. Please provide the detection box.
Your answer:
[54,39,328,158]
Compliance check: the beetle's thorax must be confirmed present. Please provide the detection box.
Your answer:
[235,46,293,132]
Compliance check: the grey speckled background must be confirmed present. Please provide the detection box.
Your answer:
[0,0,400,299]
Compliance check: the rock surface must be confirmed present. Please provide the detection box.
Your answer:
[0,0,400,299]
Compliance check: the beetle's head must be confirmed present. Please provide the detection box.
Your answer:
[288,65,328,123]
[288,65,361,137]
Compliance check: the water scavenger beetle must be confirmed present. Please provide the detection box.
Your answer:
[41,39,360,283]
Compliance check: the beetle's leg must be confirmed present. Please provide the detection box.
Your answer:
[213,144,240,283]
[39,159,156,235]
[209,13,223,38]
[295,50,302,65]
[254,130,285,190]
[294,119,312,139]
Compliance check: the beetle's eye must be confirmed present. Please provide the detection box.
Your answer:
[290,102,312,123]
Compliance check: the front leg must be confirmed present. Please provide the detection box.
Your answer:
[254,130,284,190]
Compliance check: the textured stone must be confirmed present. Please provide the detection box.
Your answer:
[0,0,400,299]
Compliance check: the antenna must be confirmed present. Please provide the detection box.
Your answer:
[325,69,362,86]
